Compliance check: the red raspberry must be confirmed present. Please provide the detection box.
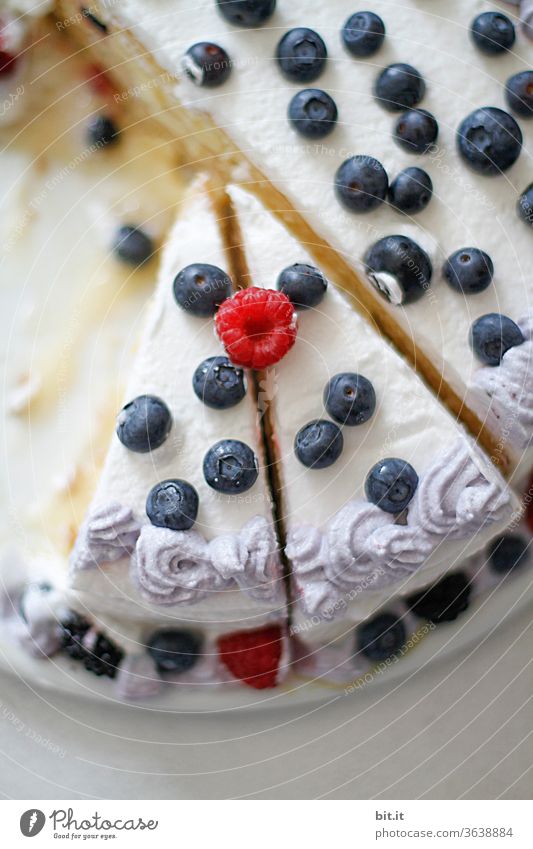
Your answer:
[0,19,19,77]
[215,287,297,369]
[217,625,284,689]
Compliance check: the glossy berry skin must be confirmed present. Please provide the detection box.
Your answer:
[113,225,154,266]
[116,395,172,453]
[407,572,472,624]
[203,439,258,493]
[374,63,425,112]
[471,12,515,55]
[488,535,529,574]
[505,71,533,118]
[342,11,385,58]
[335,155,388,213]
[517,184,533,227]
[276,28,327,83]
[365,457,418,513]
[469,313,524,366]
[276,263,327,309]
[457,107,522,176]
[357,613,406,661]
[173,263,232,317]
[87,115,119,147]
[146,479,199,531]
[388,167,433,215]
[216,0,276,27]
[288,88,338,138]
[147,630,202,674]
[323,373,376,426]
[192,355,246,409]
[394,108,438,154]
[183,42,232,87]
[294,420,343,469]
[443,248,494,295]
[364,235,432,304]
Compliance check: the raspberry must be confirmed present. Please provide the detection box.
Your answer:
[217,625,283,689]
[215,287,297,369]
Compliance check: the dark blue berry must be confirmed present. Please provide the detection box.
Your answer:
[443,248,494,295]
[183,42,232,86]
[146,479,199,531]
[394,108,438,154]
[87,115,119,147]
[469,313,524,366]
[60,613,123,678]
[518,184,533,227]
[457,107,522,176]
[276,28,327,83]
[342,11,385,58]
[113,225,154,267]
[335,155,388,213]
[365,457,418,513]
[192,355,246,409]
[357,612,406,661]
[173,263,232,317]
[294,420,343,469]
[203,439,258,493]
[388,167,433,215]
[505,71,533,118]
[471,12,515,55]
[116,395,172,453]
[374,63,425,112]
[364,235,432,304]
[147,630,202,673]
[323,373,376,426]
[276,263,327,309]
[407,572,472,624]
[488,535,529,574]
[216,0,275,26]
[288,88,338,138]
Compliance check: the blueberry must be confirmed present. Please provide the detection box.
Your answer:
[87,115,119,147]
[288,88,338,138]
[341,11,385,58]
[357,612,406,661]
[173,263,232,317]
[276,263,327,309]
[146,479,199,531]
[374,63,425,112]
[388,167,433,215]
[335,155,388,213]
[116,395,172,453]
[364,235,432,304]
[506,71,533,118]
[112,225,154,267]
[365,457,418,513]
[216,0,276,27]
[203,439,258,493]
[323,373,376,426]
[294,420,343,469]
[469,313,524,366]
[192,355,246,409]
[457,107,522,176]
[517,184,533,227]
[488,535,529,574]
[471,12,515,55]
[393,108,438,154]
[276,28,327,83]
[443,248,494,295]
[407,572,472,624]
[183,42,232,87]
[147,629,202,673]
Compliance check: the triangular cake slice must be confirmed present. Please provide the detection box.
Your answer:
[54,0,533,474]
[227,185,518,653]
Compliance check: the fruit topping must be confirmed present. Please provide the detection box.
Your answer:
[365,458,418,513]
[116,395,172,453]
[173,263,233,317]
[294,420,344,469]
[193,355,246,409]
[217,625,283,689]
[146,480,199,531]
[203,439,259,493]
[469,313,524,366]
[324,373,376,426]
